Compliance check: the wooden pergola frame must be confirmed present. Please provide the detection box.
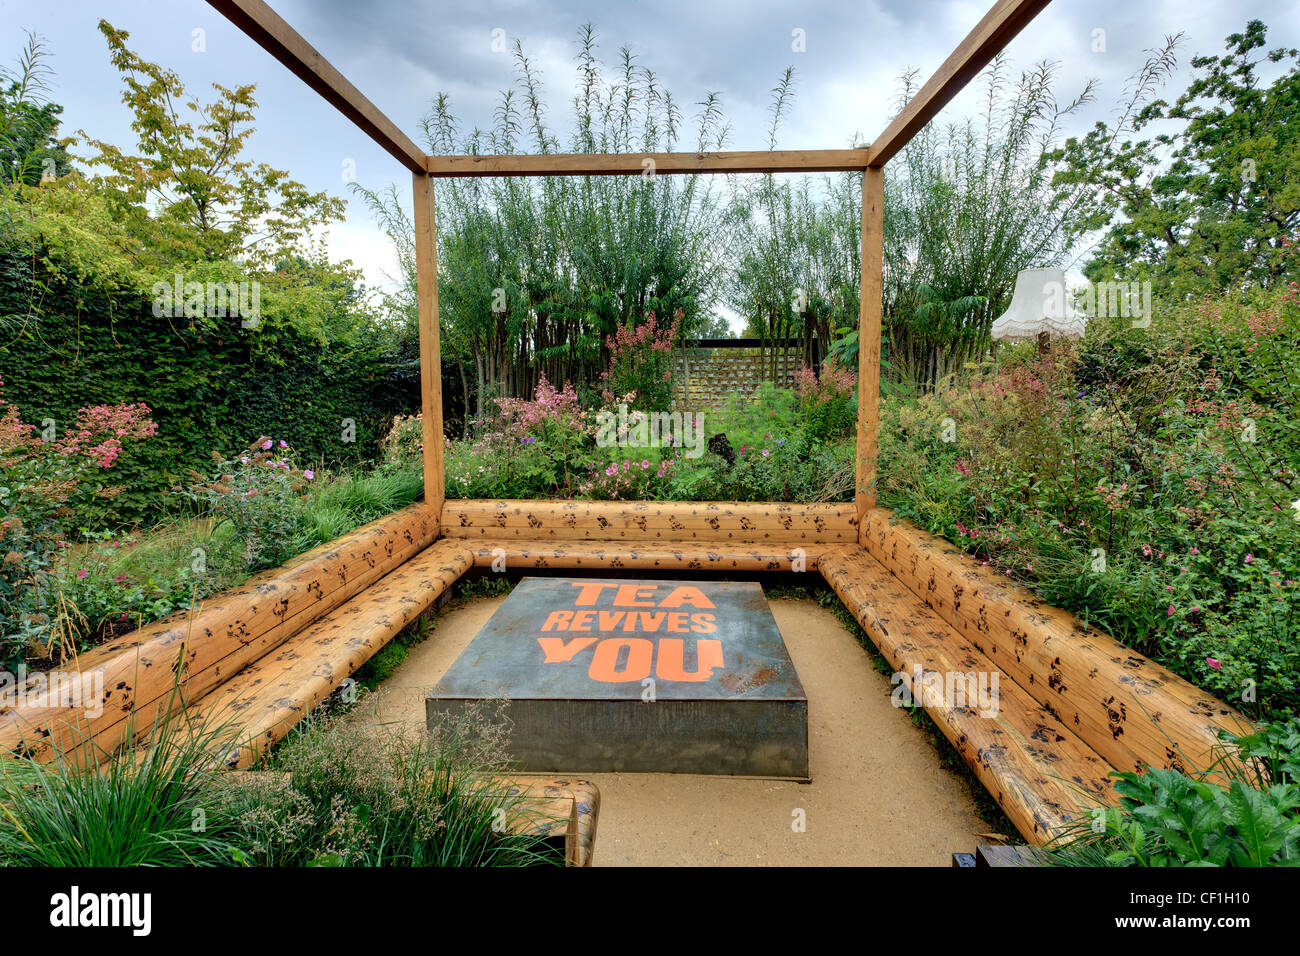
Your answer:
[208,0,1050,541]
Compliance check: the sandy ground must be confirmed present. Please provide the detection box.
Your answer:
[352,593,987,866]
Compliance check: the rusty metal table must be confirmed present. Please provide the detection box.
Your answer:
[427,577,809,779]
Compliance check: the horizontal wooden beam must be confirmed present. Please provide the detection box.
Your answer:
[426,149,872,178]
[866,0,1052,167]
[206,0,427,174]
[442,499,859,544]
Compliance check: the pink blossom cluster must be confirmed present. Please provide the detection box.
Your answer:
[495,374,585,436]
[793,359,855,401]
[56,403,158,469]
[598,310,683,396]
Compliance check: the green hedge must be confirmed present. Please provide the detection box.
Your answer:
[0,253,419,528]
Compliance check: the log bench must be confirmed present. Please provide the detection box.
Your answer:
[0,501,1250,850]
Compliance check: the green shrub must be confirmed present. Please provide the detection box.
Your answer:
[187,437,312,571]
[1049,719,1300,867]
[0,702,243,866]
[224,704,563,867]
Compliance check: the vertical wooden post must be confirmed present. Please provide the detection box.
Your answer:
[856,165,884,536]
[412,171,445,523]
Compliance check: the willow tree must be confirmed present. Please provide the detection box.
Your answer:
[357,26,729,419]
[725,71,863,376]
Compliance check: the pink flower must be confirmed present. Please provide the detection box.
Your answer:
[1206,657,1222,670]
[1167,605,1175,616]
[605,464,617,477]
[1190,547,1200,555]
[1245,554,1253,564]
[278,440,288,448]
[762,449,771,458]
[76,569,89,579]
[303,469,314,481]
[641,460,650,469]
[260,439,273,450]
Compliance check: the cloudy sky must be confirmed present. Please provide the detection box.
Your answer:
[3,0,1298,305]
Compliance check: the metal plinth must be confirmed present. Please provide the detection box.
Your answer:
[427,577,808,779]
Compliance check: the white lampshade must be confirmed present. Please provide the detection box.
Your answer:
[990,267,1086,341]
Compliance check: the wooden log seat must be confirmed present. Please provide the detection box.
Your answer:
[859,510,1252,777]
[464,540,828,572]
[500,776,601,866]
[183,538,473,768]
[441,499,858,545]
[0,503,441,762]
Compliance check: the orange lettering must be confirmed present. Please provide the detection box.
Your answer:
[541,610,573,631]
[537,636,598,662]
[570,610,595,632]
[656,638,724,682]
[659,585,715,609]
[597,610,626,630]
[638,612,666,632]
[614,584,658,607]
[690,612,717,633]
[666,611,689,633]
[588,638,653,682]
[571,582,617,606]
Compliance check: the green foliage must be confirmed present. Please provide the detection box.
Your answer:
[726,69,862,355]
[228,705,562,867]
[187,438,311,571]
[883,55,1104,387]
[0,33,71,187]
[0,385,157,661]
[0,694,562,867]
[1054,21,1300,297]
[879,287,1300,720]
[0,701,243,866]
[82,20,344,270]
[792,359,857,444]
[355,24,730,414]
[1050,719,1300,867]
[0,253,414,527]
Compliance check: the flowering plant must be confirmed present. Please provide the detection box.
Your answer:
[599,310,681,412]
[188,436,313,570]
[1,383,157,662]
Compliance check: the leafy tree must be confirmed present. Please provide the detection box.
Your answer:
[356,26,730,416]
[1055,21,1300,296]
[0,33,71,187]
[882,55,1103,387]
[726,69,863,375]
[77,19,344,270]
